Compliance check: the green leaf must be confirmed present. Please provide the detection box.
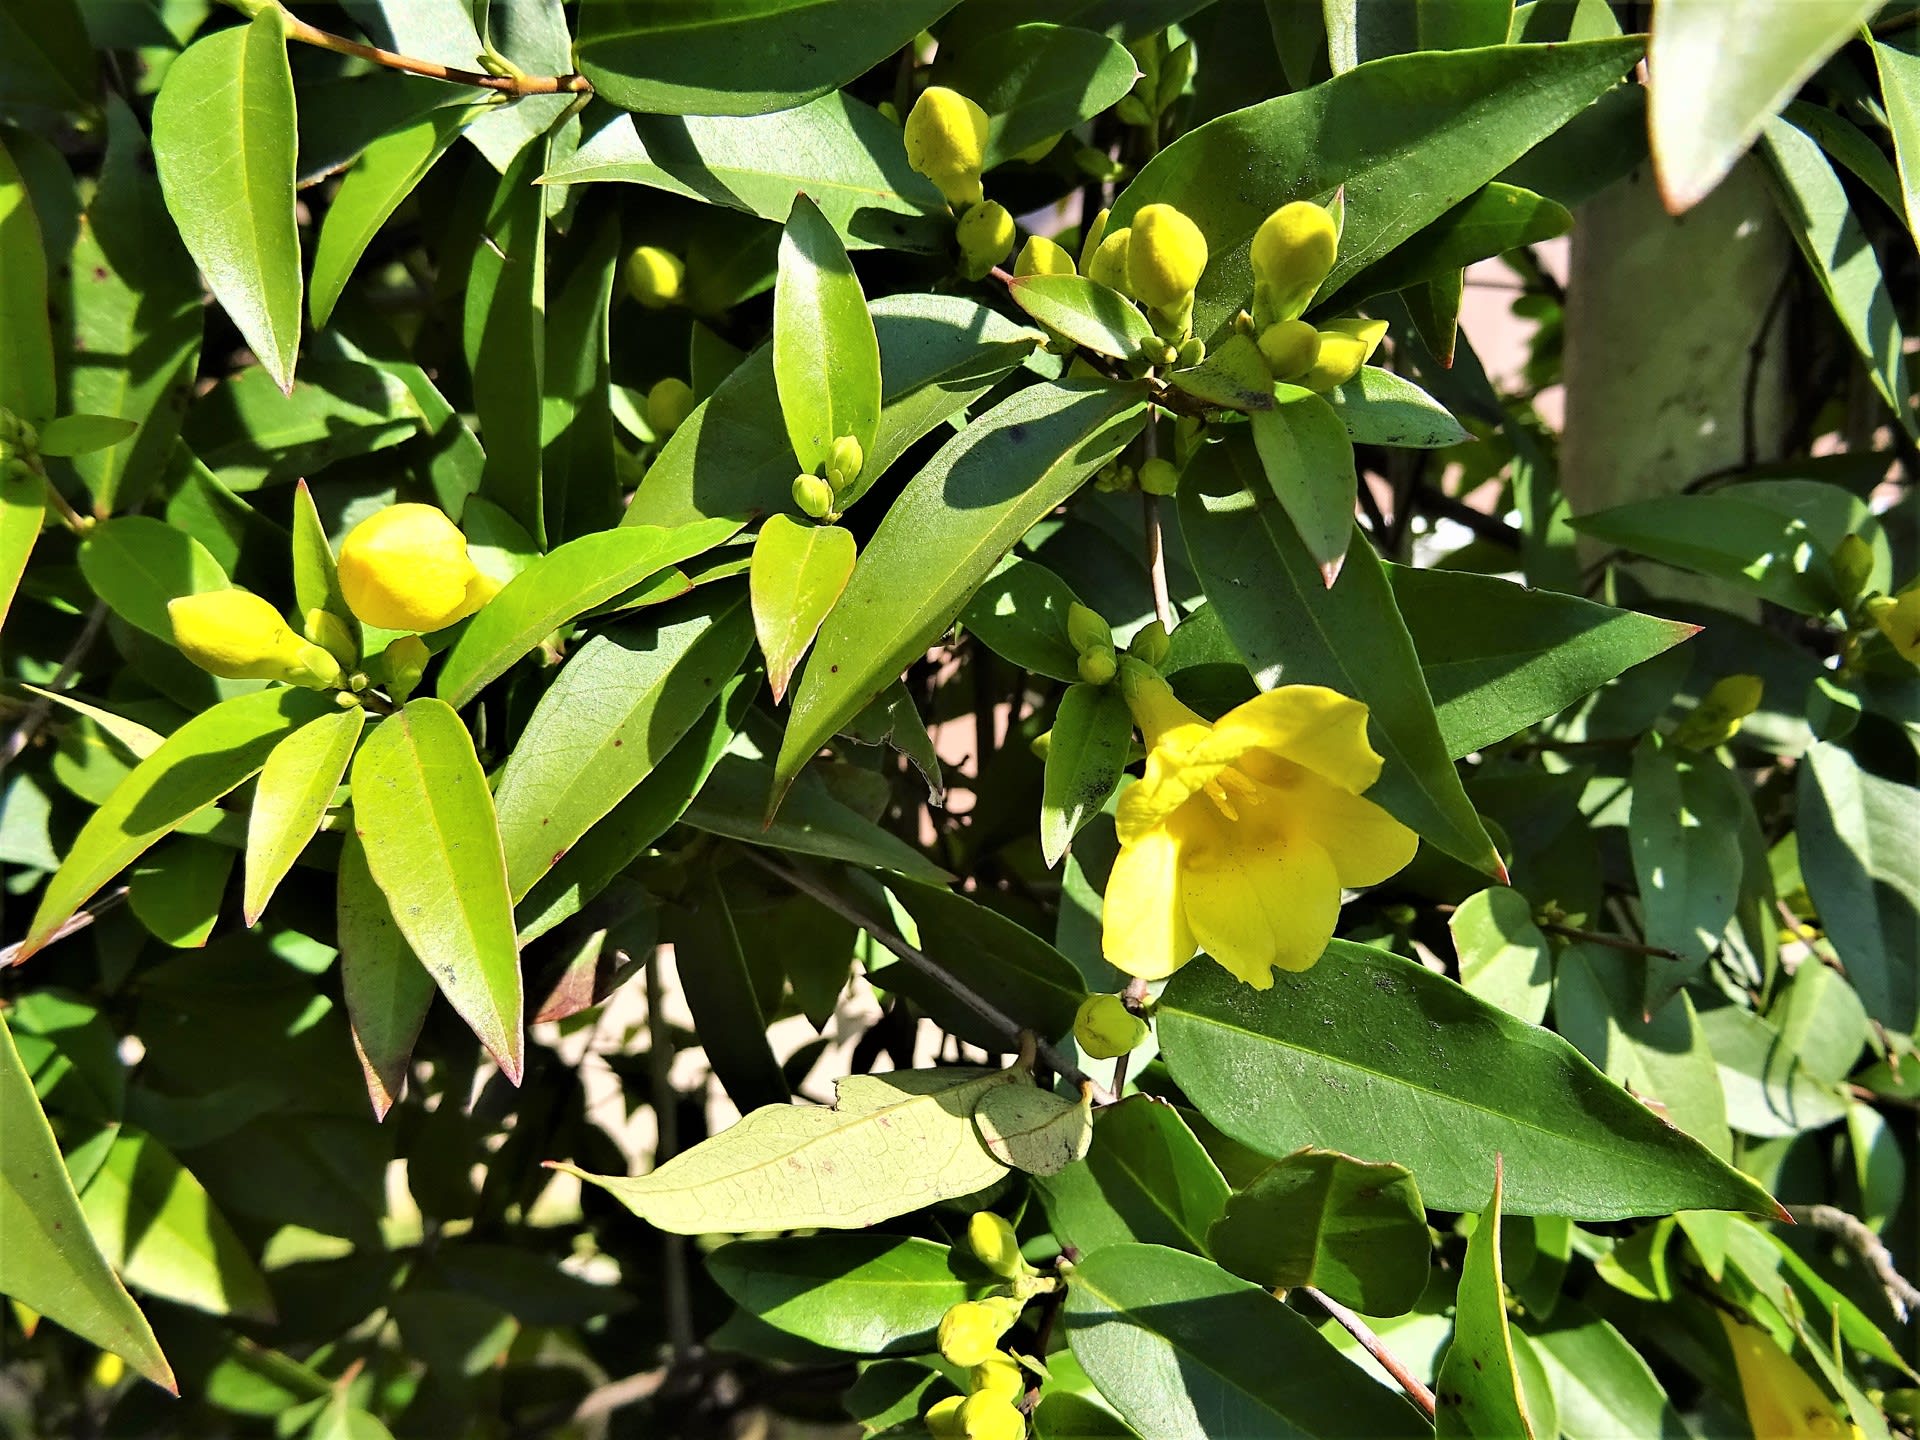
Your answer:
[491,593,756,900]
[1629,737,1747,966]
[1648,0,1879,212]
[775,381,1144,811]
[1208,1148,1429,1315]
[128,837,233,948]
[311,104,476,327]
[80,1127,274,1323]
[707,1236,969,1355]
[541,213,623,542]
[0,1011,173,1390]
[77,515,232,642]
[0,0,95,120]
[311,1394,397,1440]
[21,688,329,959]
[554,1067,1016,1233]
[337,831,433,1120]
[151,7,301,393]
[974,1083,1093,1175]
[242,707,363,925]
[1760,115,1916,438]
[624,294,1038,528]
[1065,1244,1429,1440]
[1797,741,1920,1032]
[437,517,742,707]
[1327,0,1515,69]
[1007,274,1156,360]
[1042,682,1130,867]
[545,94,948,251]
[1156,939,1779,1218]
[774,193,880,477]
[1252,388,1357,586]
[0,466,44,635]
[1112,37,1643,333]
[936,22,1139,167]
[1384,565,1697,758]
[1435,1160,1534,1438]
[290,479,351,637]
[1325,367,1472,450]
[351,697,524,1084]
[1168,333,1278,414]
[1448,885,1552,1024]
[1181,434,1501,874]
[465,140,547,543]
[1327,182,1571,310]
[751,515,857,703]
[668,866,790,1113]
[961,555,1084,684]
[576,0,958,116]
[183,360,427,493]
[1036,1097,1229,1257]
[1529,1304,1691,1440]
[0,131,55,420]
[1874,37,1920,243]
[1698,1003,1846,1140]
[36,414,137,458]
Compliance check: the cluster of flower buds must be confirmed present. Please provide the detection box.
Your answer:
[926,1213,1046,1439]
[1829,532,1920,669]
[1065,602,1118,686]
[0,408,39,483]
[1242,200,1386,392]
[904,87,1016,280]
[792,433,864,520]
[1077,202,1210,361]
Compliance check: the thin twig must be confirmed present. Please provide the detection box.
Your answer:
[1017,1281,1069,1416]
[238,0,591,96]
[0,601,109,783]
[1781,1203,1920,1322]
[1539,920,1685,963]
[1142,492,1175,633]
[1304,1287,1436,1420]
[740,849,1107,1099]
[645,950,696,1366]
[0,885,128,969]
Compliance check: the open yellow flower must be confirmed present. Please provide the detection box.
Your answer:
[1103,662,1417,988]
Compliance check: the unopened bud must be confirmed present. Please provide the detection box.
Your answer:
[380,634,431,703]
[792,473,836,519]
[1251,201,1338,322]
[1077,208,1110,273]
[967,1212,1027,1279]
[1868,590,1920,665]
[1138,458,1179,496]
[826,433,864,489]
[1127,203,1208,310]
[1176,335,1206,367]
[937,1298,1023,1367]
[1299,319,1387,393]
[1077,647,1117,685]
[957,200,1015,280]
[646,377,696,438]
[1085,226,1132,294]
[1029,729,1051,760]
[1075,993,1148,1059]
[957,1393,1026,1440]
[1014,234,1076,278]
[1831,533,1874,603]
[338,503,492,633]
[624,246,684,308]
[1258,319,1322,381]
[169,589,343,688]
[905,86,989,207]
[926,1395,967,1439]
[1129,619,1171,667]
[1066,602,1111,657]
[970,1351,1025,1404]
[1672,673,1765,750]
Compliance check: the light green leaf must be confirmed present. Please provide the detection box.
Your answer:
[1327,0,1515,70]
[77,514,231,642]
[437,517,743,707]
[1065,1244,1429,1440]
[1207,1148,1429,1315]
[1698,1003,1845,1140]
[1041,682,1130,867]
[21,687,329,959]
[183,360,427,493]
[1648,0,1879,212]
[1874,36,1920,243]
[36,414,137,458]
[775,381,1144,812]
[1007,274,1156,360]
[1112,37,1643,333]
[554,1067,1017,1234]
[243,706,363,925]
[351,697,523,1083]
[751,515,857,702]
[151,6,302,393]
[1168,332,1278,414]
[707,1236,969,1355]
[1435,1160,1534,1438]
[290,479,352,636]
[1325,367,1472,450]
[1450,886,1552,1025]
[1036,1097,1229,1257]
[311,103,476,327]
[1529,1304,1691,1440]
[935,21,1140,168]
[128,837,233,948]
[464,141,547,543]
[0,464,43,635]
[774,193,880,477]
[0,130,55,420]
[338,831,433,1120]
[1157,939,1779,1219]
[974,1083,1093,1176]
[0,1012,174,1391]
[490,593,756,900]
[80,1127,274,1322]
[1252,388,1357,585]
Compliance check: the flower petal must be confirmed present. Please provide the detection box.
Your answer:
[1181,832,1342,987]
[1210,685,1382,794]
[1114,727,1216,842]
[1101,820,1197,981]
[1282,770,1419,887]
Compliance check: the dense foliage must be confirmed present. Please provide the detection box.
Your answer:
[0,1,1916,1437]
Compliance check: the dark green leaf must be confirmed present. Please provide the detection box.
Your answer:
[77,515,229,643]
[961,555,1084,683]
[1042,682,1131,867]
[1628,737,1747,965]
[0,0,95,119]
[885,878,1088,1045]
[337,831,433,1120]
[1326,0,1513,69]
[1036,1097,1229,1257]
[127,836,233,948]
[0,131,54,421]
[183,360,427,493]
[1435,1160,1534,1438]
[464,142,547,542]
[669,866,790,1113]
[707,1235,968,1355]
[36,414,136,458]
[936,22,1140,167]
[1327,182,1571,310]
[1874,36,1920,242]
[1252,388,1356,585]
[542,214,623,541]
[1570,491,1840,616]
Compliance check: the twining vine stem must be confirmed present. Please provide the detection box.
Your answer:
[1302,1287,1437,1421]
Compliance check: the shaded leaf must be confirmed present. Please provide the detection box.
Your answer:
[707,1236,968,1355]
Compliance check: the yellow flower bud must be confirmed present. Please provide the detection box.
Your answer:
[937,1298,1022,1368]
[957,200,1015,280]
[91,1350,124,1389]
[624,246,684,308]
[957,1393,1026,1440]
[1138,458,1180,496]
[826,433,864,489]
[168,589,343,688]
[1078,648,1118,685]
[905,86,989,207]
[337,503,491,633]
[1251,201,1338,322]
[970,1350,1025,1404]
[379,634,430,703]
[792,473,836,519]
[1014,234,1076,278]
[1074,993,1148,1059]
[1129,619,1171,667]
[1258,319,1322,381]
[926,1394,967,1439]
[1066,602,1111,657]
[1298,319,1388,393]
[1085,226,1132,294]
[1029,729,1052,761]
[967,1212,1027,1279]
[1868,588,1920,665]
[1673,673,1764,750]
[1077,208,1110,273]
[1127,203,1208,310]
[647,377,696,438]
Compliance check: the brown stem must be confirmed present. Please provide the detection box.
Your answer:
[0,885,127,969]
[244,1,591,96]
[0,600,109,784]
[1781,1203,1920,1322]
[1538,920,1684,963]
[1142,491,1175,633]
[1303,1287,1437,1420]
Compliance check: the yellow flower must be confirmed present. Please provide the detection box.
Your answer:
[1868,586,1920,664]
[168,588,342,688]
[938,1298,1022,1368]
[1103,662,1417,988]
[337,504,497,633]
[905,86,989,207]
[1127,203,1208,309]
